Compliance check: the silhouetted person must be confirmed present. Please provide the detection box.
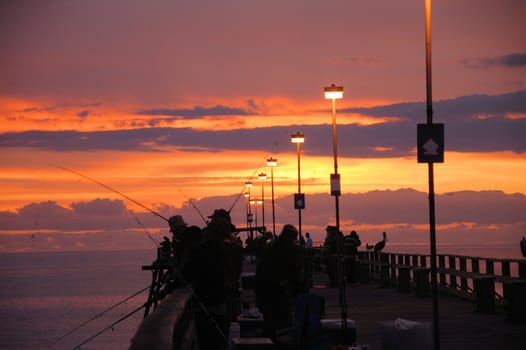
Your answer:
[255,224,305,339]
[191,209,243,350]
[254,231,273,262]
[305,232,313,249]
[323,225,344,287]
[168,215,201,284]
[344,230,361,255]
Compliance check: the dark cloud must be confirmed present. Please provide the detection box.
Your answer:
[459,52,526,69]
[1,189,524,233]
[76,110,90,118]
[344,90,526,121]
[135,105,254,118]
[1,91,524,156]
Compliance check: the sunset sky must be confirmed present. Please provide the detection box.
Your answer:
[1,0,525,253]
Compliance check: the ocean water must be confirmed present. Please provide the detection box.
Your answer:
[0,245,523,350]
[0,250,154,350]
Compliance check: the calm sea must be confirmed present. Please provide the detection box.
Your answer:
[0,250,154,350]
[0,244,523,350]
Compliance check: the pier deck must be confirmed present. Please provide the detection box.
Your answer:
[241,264,526,350]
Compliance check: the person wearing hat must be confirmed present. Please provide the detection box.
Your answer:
[168,215,201,285]
[191,209,243,349]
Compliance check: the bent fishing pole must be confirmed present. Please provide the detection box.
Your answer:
[50,163,168,222]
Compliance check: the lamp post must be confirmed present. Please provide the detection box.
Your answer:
[250,199,262,227]
[324,83,346,342]
[258,172,267,229]
[324,84,343,242]
[291,132,305,243]
[266,157,277,236]
[245,181,253,243]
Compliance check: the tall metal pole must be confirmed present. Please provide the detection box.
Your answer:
[270,166,276,236]
[425,1,440,349]
[327,88,347,343]
[296,141,303,241]
[258,173,267,230]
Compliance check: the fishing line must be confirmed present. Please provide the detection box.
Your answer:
[228,158,267,213]
[176,188,207,224]
[50,163,168,222]
[70,303,146,350]
[128,209,159,247]
[67,263,229,349]
[50,285,150,347]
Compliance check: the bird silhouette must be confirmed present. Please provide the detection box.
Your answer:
[373,231,388,252]
[365,243,374,250]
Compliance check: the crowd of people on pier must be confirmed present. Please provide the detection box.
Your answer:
[155,209,373,349]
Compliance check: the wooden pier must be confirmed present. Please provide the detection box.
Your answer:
[131,249,526,350]
[240,250,526,349]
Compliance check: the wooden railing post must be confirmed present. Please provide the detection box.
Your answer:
[471,258,480,274]
[438,255,446,287]
[460,257,468,292]
[420,255,427,268]
[449,256,457,289]
[486,259,494,275]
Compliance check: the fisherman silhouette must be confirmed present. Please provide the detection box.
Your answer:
[191,209,242,350]
[168,215,201,285]
[255,224,305,339]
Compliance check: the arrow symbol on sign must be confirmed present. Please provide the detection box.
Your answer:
[423,138,439,155]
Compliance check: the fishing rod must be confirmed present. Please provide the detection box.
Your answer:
[50,163,168,222]
[68,262,229,349]
[50,285,150,347]
[176,188,207,224]
[128,209,159,247]
[227,159,267,213]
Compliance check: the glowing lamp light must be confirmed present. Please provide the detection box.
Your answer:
[258,172,267,181]
[324,84,344,99]
[266,157,277,167]
[291,132,305,144]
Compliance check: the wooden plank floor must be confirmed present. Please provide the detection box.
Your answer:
[241,264,526,350]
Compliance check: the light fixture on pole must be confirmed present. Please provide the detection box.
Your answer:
[266,157,277,236]
[324,84,343,232]
[291,132,305,243]
[258,172,267,229]
[245,181,253,241]
[324,83,347,342]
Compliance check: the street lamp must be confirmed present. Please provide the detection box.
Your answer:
[324,84,343,237]
[245,181,253,237]
[291,132,305,243]
[324,83,346,341]
[258,172,267,229]
[266,157,277,236]
[250,199,263,227]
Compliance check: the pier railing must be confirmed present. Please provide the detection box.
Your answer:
[354,250,526,319]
